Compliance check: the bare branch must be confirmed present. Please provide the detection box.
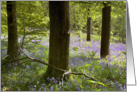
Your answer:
[1,55,10,62]
[19,47,97,81]
[20,29,26,51]
[19,47,67,72]
[64,71,96,81]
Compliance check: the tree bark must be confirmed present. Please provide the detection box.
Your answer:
[87,17,91,41]
[44,1,70,80]
[7,1,18,59]
[100,5,111,58]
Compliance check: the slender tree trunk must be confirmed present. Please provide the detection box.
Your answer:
[100,5,111,58]
[44,1,70,80]
[87,17,91,41]
[7,1,18,59]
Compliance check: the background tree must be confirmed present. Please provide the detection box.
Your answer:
[7,1,18,60]
[100,2,111,58]
[110,1,126,43]
[86,8,91,41]
[1,1,126,91]
[43,1,71,80]
[69,1,103,41]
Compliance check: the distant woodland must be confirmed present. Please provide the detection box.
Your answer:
[1,1,126,91]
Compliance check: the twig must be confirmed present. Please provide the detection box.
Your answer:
[1,55,9,62]
[68,72,96,81]
[61,71,97,88]
[19,28,26,56]
[61,71,70,86]
[1,57,28,74]
[21,29,26,49]
[8,57,27,62]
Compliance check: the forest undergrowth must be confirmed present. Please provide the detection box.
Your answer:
[1,33,126,91]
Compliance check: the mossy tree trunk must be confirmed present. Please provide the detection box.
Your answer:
[44,1,70,80]
[100,5,111,58]
[87,17,91,41]
[7,1,18,60]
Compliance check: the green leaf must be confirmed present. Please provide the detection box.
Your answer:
[87,80,96,84]
[87,80,107,87]
[84,63,91,67]
[72,47,79,51]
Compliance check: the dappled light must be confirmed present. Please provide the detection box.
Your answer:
[1,1,126,91]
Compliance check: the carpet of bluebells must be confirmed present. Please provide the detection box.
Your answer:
[1,33,126,91]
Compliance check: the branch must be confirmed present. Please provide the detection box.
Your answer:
[19,47,67,72]
[1,55,10,62]
[1,57,28,73]
[21,29,26,49]
[19,47,97,81]
[61,71,97,87]
[69,72,96,81]
[61,71,70,87]
[62,71,96,81]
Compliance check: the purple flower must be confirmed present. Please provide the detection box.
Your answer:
[34,85,36,88]
[99,61,106,67]
[123,85,126,90]
[76,87,80,91]
[43,87,46,90]
[24,69,26,71]
[49,86,53,91]
[26,64,30,69]
[21,72,24,76]
[19,80,22,83]
[8,63,12,67]
[17,87,20,91]
[32,88,36,91]
[119,86,123,91]
[59,81,62,85]
[37,81,39,84]
[75,82,78,86]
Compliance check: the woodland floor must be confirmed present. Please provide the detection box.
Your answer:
[1,33,126,91]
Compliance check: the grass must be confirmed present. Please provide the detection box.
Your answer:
[1,33,126,91]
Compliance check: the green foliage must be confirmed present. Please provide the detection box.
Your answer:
[69,1,126,43]
[1,1,8,35]
[72,47,79,51]
[1,33,126,91]
[88,51,97,58]
[1,1,126,43]
[1,1,49,37]
[1,1,126,91]
[87,80,106,87]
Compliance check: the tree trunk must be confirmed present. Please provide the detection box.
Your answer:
[100,5,111,58]
[87,17,91,41]
[44,1,70,80]
[7,1,18,59]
